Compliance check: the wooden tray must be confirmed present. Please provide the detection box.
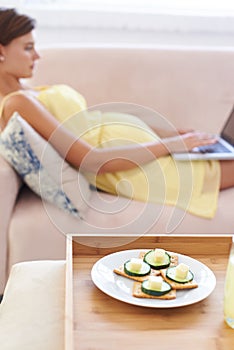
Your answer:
[65,235,234,350]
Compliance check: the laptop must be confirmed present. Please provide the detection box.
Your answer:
[173,105,234,160]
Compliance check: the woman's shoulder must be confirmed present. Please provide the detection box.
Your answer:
[1,84,77,107]
[0,91,25,117]
[3,90,35,106]
[1,90,40,121]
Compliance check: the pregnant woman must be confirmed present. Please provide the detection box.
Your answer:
[1,7,234,219]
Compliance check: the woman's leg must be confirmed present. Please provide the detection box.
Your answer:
[220,160,234,190]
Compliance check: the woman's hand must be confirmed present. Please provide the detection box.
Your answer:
[163,131,218,154]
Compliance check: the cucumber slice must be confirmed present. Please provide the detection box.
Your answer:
[166,266,194,283]
[143,250,171,270]
[124,260,151,277]
[141,279,172,296]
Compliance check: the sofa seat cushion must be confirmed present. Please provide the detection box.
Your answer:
[0,260,65,350]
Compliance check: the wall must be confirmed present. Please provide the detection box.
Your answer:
[2,3,234,48]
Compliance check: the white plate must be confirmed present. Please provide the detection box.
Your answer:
[91,249,216,308]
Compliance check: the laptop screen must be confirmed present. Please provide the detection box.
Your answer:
[221,106,234,146]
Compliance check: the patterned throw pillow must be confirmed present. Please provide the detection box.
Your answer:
[0,113,91,218]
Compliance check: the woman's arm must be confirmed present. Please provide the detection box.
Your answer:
[150,125,195,138]
[2,94,217,174]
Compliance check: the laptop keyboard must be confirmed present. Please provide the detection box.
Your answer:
[197,142,232,154]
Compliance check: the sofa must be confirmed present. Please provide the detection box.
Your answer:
[1,45,234,294]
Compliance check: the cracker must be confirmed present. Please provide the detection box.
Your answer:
[113,265,160,282]
[160,269,198,290]
[132,281,176,300]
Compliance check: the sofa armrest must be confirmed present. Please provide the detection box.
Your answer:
[0,156,22,294]
[0,260,65,350]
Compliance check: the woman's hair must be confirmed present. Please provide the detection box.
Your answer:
[0,7,36,46]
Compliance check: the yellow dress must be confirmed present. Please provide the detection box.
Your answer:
[1,84,221,218]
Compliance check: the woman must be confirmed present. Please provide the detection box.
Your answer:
[0,8,233,218]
